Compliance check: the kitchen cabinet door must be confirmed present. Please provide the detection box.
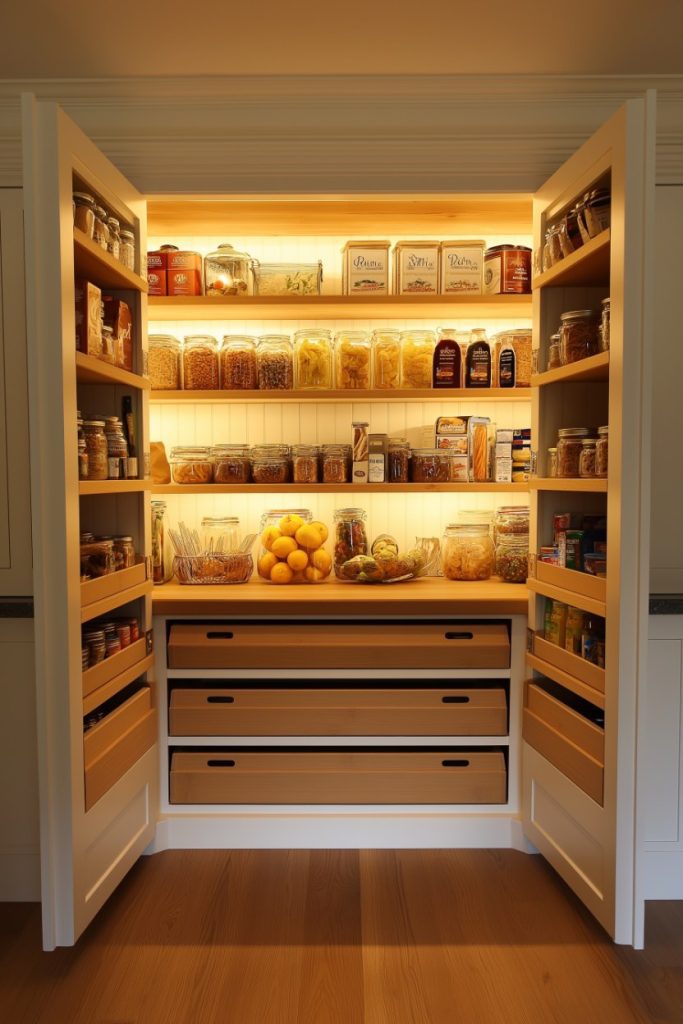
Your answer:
[21,95,157,949]
[523,95,655,944]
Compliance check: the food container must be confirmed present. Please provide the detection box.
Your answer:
[73,192,95,238]
[107,218,121,261]
[257,335,293,390]
[250,447,290,484]
[559,310,599,365]
[167,249,203,296]
[253,261,323,296]
[483,245,532,294]
[584,187,611,238]
[387,438,410,483]
[321,444,349,484]
[393,241,440,294]
[584,552,607,578]
[83,421,108,480]
[112,536,136,570]
[600,298,611,352]
[169,446,213,484]
[294,329,333,389]
[495,539,529,583]
[342,241,390,294]
[579,438,598,478]
[400,330,436,388]
[174,552,253,585]
[371,330,401,389]
[200,516,240,552]
[556,427,591,478]
[151,500,173,584]
[494,506,530,540]
[146,247,171,295]
[410,448,449,483]
[440,240,484,294]
[220,335,258,390]
[333,507,368,577]
[596,426,609,478]
[493,329,532,388]
[148,335,182,390]
[80,540,116,579]
[547,447,558,478]
[335,331,371,390]
[211,445,251,484]
[93,206,109,250]
[441,524,495,581]
[542,224,563,270]
[183,335,219,390]
[547,334,562,370]
[258,509,331,584]
[291,444,319,484]
[204,244,253,296]
[119,229,135,271]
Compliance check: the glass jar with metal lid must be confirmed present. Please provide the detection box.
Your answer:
[119,229,135,271]
[559,310,599,365]
[547,333,562,370]
[201,516,240,553]
[204,243,253,296]
[410,448,449,483]
[107,217,121,260]
[294,329,333,389]
[220,335,258,390]
[556,427,591,478]
[151,499,173,584]
[596,426,609,478]
[600,298,610,352]
[169,446,213,484]
[112,536,136,570]
[250,446,290,484]
[494,506,530,540]
[579,438,598,478]
[73,192,95,238]
[148,335,182,390]
[211,444,251,484]
[83,420,108,480]
[183,335,219,390]
[257,335,293,390]
[333,507,368,576]
[584,187,611,238]
[387,438,410,482]
[495,538,529,583]
[400,330,436,388]
[104,417,128,477]
[321,444,349,484]
[291,444,319,484]
[334,331,371,390]
[372,330,400,390]
[93,205,109,250]
[441,524,495,581]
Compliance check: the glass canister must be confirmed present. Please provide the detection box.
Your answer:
[556,427,591,478]
[211,444,251,483]
[400,330,436,388]
[93,205,109,250]
[596,426,609,478]
[220,335,258,390]
[410,448,449,483]
[600,298,611,351]
[294,329,333,389]
[119,229,135,271]
[371,330,401,389]
[151,500,173,584]
[169,446,213,484]
[558,207,581,257]
[201,516,240,553]
[250,445,290,484]
[334,331,371,390]
[112,535,136,570]
[547,447,558,478]
[257,508,330,584]
[183,335,219,390]
[83,420,108,480]
[257,335,293,390]
[104,417,128,477]
[321,444,349,484]
[559,310,599,365]
[333,507,368,577]
[107,217,121,260]
[73,192,95,238]
[495,537,529,583]
[387,438,410,483]
[148,335,182,390]
[579,438,598,478]
[544,223,563,268]
[204,243,253,296]
[100,325,117,365]
[291,444,319,484]
[585,187,611,237]
[494,506,530,542]
[547,333,562,370]
[508,329,532,387]
[441,524,495,581]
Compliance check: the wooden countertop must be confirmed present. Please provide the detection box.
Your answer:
[152,577,528,617]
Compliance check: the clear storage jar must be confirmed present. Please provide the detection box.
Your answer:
[579,438,598,478]
[250,446,290,484]
[73,192,95,238]
[600,298,610,352]
[410,448,449,483]
[556,427,591,478]
[169,446,213,484]
[494,506,530,541]
[559,310,599,365]
[400,330,436,388]
[83,420,108,480]
[257,335,293,390]
[93,205,109,250]
[585,187,611,237]
[80,539,116,579]
[148,335,182,390]
[596,426,609,478]
[183,336,219,390]
[107,217,121,260]
[119,229,135,271]
[220,335,258,390]
[547,333,562,370]
[334,331,371,390]
[495,538,529,583]
[372,330,401,389]
[112,535,136,570]
[204,244,252,296]
[387,438,410,482]
[258,508,328,584]
[253,262,323,296]
[294,329,333,389]
[321,444,349,484]
[201,516,240,553]
[441,524,495,581]
[291,444,319,484]
[211,444,251,484]
[547,447,558,478]
[151,499,173,584]
[333,507,368,577]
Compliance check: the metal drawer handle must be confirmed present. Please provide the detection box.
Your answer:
[441,759,470,768]
[207,696,235,704]
[206,631,234,639]
[441,696,470,704]
[444,631,474,640]
[207,759,236,768]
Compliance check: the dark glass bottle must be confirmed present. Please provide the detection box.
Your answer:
[432,328,462,388]
[465,328,491,388]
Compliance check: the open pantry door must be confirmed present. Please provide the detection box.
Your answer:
[22,95,157,949]
[523,95,655,943]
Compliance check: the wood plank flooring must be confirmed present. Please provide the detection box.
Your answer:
[1,850,682,1024]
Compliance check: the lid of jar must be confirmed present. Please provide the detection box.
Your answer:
[411,448,448,456]
[398,330,437,342]
[334,331,370,343]
[601,297,611,307]
[101,325,114,335]
[221,335,256,347]
[149,334,181,347]
[151,499,167,509]
[108,217,120,228]
[371,329,400,340]
[120,229,135,239]
[169,446,211,458]
[581,438,598,446]
[83,419,105,427]
[183,335,218,347]
[547,446,558,452]
[159,244,179,251]
[263,508,311,517]
[485,245,532,254]
[80,532,95,542]
[210,444,250,455]
[334,507,367,517]
[94,205,108,217]
[321,443,346,454]
[388,438,410,449]
[251,443,289,454]
[549,333,561,342]
[445,522,490,532]
[558,427,591,437]
[73,191,95,205]
[291,443,318,453]
[206,243,252,261]
[588,187,610,201]
[113,535,134,542]
[560,309,596,320]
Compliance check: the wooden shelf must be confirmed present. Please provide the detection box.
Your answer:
[527,563,606,617]
[79,480,150,495]
[530,478,608,493]
[83,652,154,716]
[81,580,153,624]
[528,633,605,702]
[153,482,530,495]
[147,293,532,322]
[83,636,150,699]
[73,229,148,292]
[532,351,610,387]
[532,229,611,289]
[149,387,533,404]
[76,352,150,389]
[81,562,152,623]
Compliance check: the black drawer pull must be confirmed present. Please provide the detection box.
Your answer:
[207,759,236,768]
[441,759,470,768]
[207,695,235,704]
[444,631,474,640]
[441,696,470,704]
[206,631,234,640]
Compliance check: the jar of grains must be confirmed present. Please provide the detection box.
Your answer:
[211,445,251,484]
[291,444,319,484]
[293,329,333,389]
[579,438,598,478]
[250,446,290,484]
[556,427,591,478]
[441,524,495,581]
[387,438,410,482]
[371,330,401,389]
[333,507,368,576]
[183,336,219,390]
[596,426,609,478]
[257,335,293,390]
[83,420,108,480]
[148,335,182,390]
[559,310,599,365]
[400,330,436,388]
[321,444,349,484]
[107,217,121,260]
[334,331,371,389]
[220,335,258,390]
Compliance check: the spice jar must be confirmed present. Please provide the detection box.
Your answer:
[335,331,371,390]
[547,333,562,370]
[220,335,258,390]
[201,516,240,553]
[556,427,591,478]
[104,417,128,478]
[73,192,95,238]
[559,310,599,365]
[183,336,219,390]
[333,507,368,576]
[400,330,436,388]
[257,335,293,390]
[441,524,495,581]
[93,205,109,250]
[112,535,136,570]
[291,444,319,484]
[410,448,449,483]
[579,438,598,478]
[371,330,401,389]
[119,229,135,271]
[600,298,610,352]
[151,500,173,584]
[321,444,349,484]
[495,538,529,583]
[148,335,182,390]
[204,244,253,295]
[294,330,333,389]
[547,447,558,478]
[250,446,290,484]
[83,420,108,480]
[387,438,410,483]
[596,426,609,478]
[584,187,611,238]
[169,446,213,484]
[100,325,117,365]
[211,445,251,484]
[107,217,121,260]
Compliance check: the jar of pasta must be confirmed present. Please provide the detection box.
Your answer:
[559,310,599,365]
[220,335,258,390]
[183,336,219,390]
[169,446,213,484]
[335,331,371,389]
[556,427,590,478]
[257,335,293,390]
[441,524,494,581]
[294,329,333,389]
[371,330,400,389]
[148,335,182,390]
[400,330,436,388]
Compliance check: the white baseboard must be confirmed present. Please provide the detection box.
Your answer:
[0,847,40,901]
[640,851,683,899]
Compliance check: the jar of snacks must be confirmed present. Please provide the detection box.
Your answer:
[291,444,319,484]
[495,538,529,583]
[547,333,562,370]
[371,330,401,389]
[410,448,449,483]
[258,509,331,584]
[119,229,135,271]
[112,535,136,570]
[201,516,240,552]
[600,298,610,351]
[169,446,213,484]
[333,507,368,577]
[596,426,609,478]
[93,205,109,249]
[400,330,436,388]
[334,331,371,390]
[441,524,495,581]
[220,335,258,390]
[250,445,290,484]
[294,330,333,389]
[148,335,182,390]
[183,336,219,390]
[257,335,293,390]
[494,506,530,540]
[73,192,95,237]
[83,420,108,480]
[211,445,251,484]
[204,243,252,296]
[556,427,591,478]
[579,437,598,478]
[387,438,410,482]
[321,444,349,484]
[559,310,599,365]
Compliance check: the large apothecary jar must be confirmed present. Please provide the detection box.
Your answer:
[293,329,333,389]
[400,330,436,388]
[148,335,182,390]
[183,335,219,390]
[257,335,293,390]
[335,331,371,390]
[333,507,368,576]
[441,524,495,581]
[372,330,401,389]
[220,335,258,390]
[204,243,253,296]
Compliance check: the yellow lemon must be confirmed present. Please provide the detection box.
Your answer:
[311,548,332,575]
[260,525,282,551]
[271,535,298,559]
[295,524,324,550]
[287,548,309,572]
[304,565,325,582]
[270,562,293,584]
[257,552,278,579]
[278,513,305,537]
[310,520,329,543]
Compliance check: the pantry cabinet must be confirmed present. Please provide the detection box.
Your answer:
[22,92,655,949]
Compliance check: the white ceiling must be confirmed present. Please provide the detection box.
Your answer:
[2,0,683,77]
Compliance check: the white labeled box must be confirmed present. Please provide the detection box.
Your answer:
[440,240,484,295]
[342,241,391,294]
[393,241,440,294]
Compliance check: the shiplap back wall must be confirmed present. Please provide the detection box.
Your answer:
[148,234,532,553]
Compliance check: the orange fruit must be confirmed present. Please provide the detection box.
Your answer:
[270,562,293,584]
[260,525,282,551]
[295,524,324,550]
[290,570,307,583]
[310,520,329,543]
[278,513,305,537]
[257,552,278,578]
[305,565,325,582]
[311,548,332,575]
[271,536,298,559]
[287,548,309,571]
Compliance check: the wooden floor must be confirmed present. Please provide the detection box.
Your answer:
[1,851,682,1023]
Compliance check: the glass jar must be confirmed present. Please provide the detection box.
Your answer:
[333,507,368,576]
[441,524,495,581]
[400,330,436,388]
[80,539,115,579]
[544,223,563,268]
[151,500,173,584]
[334,331,371,390]
[294,329,333,389]
[410,448,449,483]
[93,205,109,250]
[321,444,349,484]
[201,516,240,553]
[100,325,117,365]
[371,330,401,389]
[291,444,319,484]
[204,244,253,296]
[600,298,611,352]
[547,447,558,478]
[465,328,492,388]
[73,192,95,238]
[576,193,592,244]
[558,208,581,257]
[585,187,611,238]
[579,438,598,478]
[258,508,316,584]
[84,628,106,665]
[220,335,258,390]
[119,229,135,271]
[104,417,128,477]
[107,217,121,260]
[508,329,532,387]
[556,427,591,478]
[387,438,410,483]
[183,335,219,390]
[112,535,136,570]
[250,446,290,484]
[547,333,562,370]
[257,335,293,390]
[559,310,599,365]
[596,426,609,478]
[211,444,251,484]
[83,420,108,480]
[148,335,182,390]
[78,437,88,480]
[494,506,530,541]
[495,538,529,583]
[169,446,213,484]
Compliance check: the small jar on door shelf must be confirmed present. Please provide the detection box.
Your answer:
[112,536,136,570]
[220,335,258,390]
[183,336,219,390]
[148,335,182,390]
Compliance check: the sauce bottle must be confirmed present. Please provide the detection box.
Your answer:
[465,328,492,388]
[432,328,462,388]
[498,341,516,388]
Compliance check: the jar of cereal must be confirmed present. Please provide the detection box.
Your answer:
[257,335,293,390]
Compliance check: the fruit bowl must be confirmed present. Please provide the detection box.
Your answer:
[173,552,253,585]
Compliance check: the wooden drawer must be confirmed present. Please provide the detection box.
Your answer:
[169,748,507,805]
[523,680,604,805]
[169,686,508,736]
[84,687,156,811]
[81,559,147,609]
[167,622,510,671]
[82,637,150,698]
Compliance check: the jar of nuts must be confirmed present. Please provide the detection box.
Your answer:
[148,335,182,390]
[183,335,219,390]
[220,335,258,390]
[257,335,293,390]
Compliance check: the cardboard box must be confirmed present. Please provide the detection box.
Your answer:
[440,240,484,295]
[393,241,440,294]
[75,280,102,357]
[368,433,388,483]
[342,241,391,295]
[102,296,133,371]
[495,457,513,483]
[167,250,203,296]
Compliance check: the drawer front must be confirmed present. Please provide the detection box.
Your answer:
[525,682,604,761]
[169,687,507,736]
[169,749,507,805]
[85,708,157,811]
[522,708,603,805]
[167,622,510,670]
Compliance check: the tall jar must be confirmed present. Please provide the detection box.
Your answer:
[333,507,368,576]
[596,426,609,478]
[294,329,333,389]
[257,335,293,390]
[321,444,348,484]
[387,438,410,483]
[579,438,598,478]
[334,331,371,390]
[600,298,611,351]
[151,500,172,584]
[107,217,121,260]
[104,417,128,478]
[119,229,135,271]
[400,330,436,388]
[201,516,240,553]
[371,330,400,389]
[148,335,182,390]
[441,524,495,581]
[93,205,109,250]
[183,335,219,390]
[559,310,599,365]
[83,420,108,480]
[220,335,258,390]
[73,192,95,238]
[556,427,591,478]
